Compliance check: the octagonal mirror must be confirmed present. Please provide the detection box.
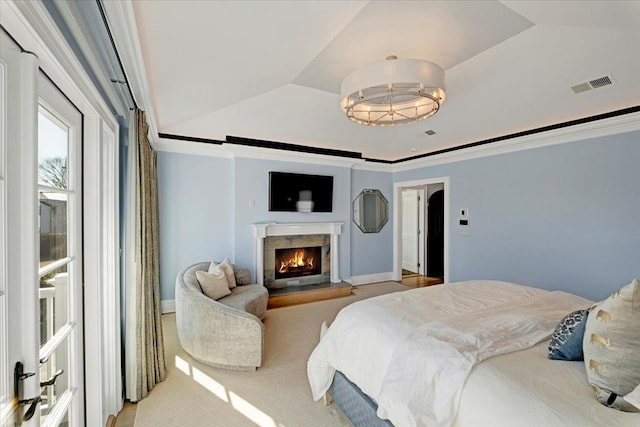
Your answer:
[353,189,389,233]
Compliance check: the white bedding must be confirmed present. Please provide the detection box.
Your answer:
[307,281,593,427]
[454,340,640,427]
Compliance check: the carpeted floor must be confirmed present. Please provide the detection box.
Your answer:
[134,281,410,427]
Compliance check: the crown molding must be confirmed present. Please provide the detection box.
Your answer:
[101,0,159,141]
[392,110,640,172]
[154,137,233,158]
[153,108,640,172]
[224,143,364,167]
[154,135,367,167]
[352,161,393,172]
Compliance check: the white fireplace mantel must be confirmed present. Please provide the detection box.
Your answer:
[253,222,343,285]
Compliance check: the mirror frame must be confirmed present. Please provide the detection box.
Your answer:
[353,189,389,233]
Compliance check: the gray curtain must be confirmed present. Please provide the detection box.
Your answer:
[131,109,166,400]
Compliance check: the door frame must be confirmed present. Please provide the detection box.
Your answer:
[393,177,449,282]
[1,1,123,424]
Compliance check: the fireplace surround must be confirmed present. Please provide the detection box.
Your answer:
[253,222,343,289]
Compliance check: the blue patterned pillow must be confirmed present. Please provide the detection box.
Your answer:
[548,309,589,361]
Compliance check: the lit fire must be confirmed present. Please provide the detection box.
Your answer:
[279,250,314,273]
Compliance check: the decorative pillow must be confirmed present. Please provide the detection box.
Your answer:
[548,309,589,361]
[583,279,640,412]
[195,270,231,300]
[233,265,252,286]
[209,258,236,289]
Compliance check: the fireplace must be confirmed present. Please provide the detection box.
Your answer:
[275,246,322,280]
[262,234,329,288]
[253,222,343,289]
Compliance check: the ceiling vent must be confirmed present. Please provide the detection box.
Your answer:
[424,130,436,135]
[571,75,614,94]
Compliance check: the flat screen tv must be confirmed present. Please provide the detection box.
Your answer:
[269,171,333,212]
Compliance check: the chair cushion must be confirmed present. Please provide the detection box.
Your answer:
[219,285,268,320]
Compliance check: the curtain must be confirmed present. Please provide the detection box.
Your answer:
[124,109,166,401]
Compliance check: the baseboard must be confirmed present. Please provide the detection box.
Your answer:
[161,299,175,314]
[348,272,394,286]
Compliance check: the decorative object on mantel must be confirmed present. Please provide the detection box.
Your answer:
[353,189,389,233]
[340,55,446,127]
[296,190,314,212]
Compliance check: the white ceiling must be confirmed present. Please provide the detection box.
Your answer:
[131,0,640,162]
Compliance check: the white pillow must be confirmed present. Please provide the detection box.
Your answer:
[209,258,236,289]
[195,270,231,300]
[583,279,640,412]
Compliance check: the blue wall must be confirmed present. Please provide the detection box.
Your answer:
[350,169,393,276]
[395,131,640,301]
[157,152,235,300]
[157,154,355,300]
[157,130,639,303]
[231,157,352,282]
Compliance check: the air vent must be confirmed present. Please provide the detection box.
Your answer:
[424,130,436,135]
[571,75,615,94]
[589,76,612,88]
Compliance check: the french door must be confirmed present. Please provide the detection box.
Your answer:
[1,28,85,426]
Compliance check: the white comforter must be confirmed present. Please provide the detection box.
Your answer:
[307,281,593,427]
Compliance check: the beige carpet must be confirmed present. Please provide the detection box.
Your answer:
[135,282,409,427]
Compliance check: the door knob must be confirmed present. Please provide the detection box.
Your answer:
[19,396,42,421]
[14,362,42,422]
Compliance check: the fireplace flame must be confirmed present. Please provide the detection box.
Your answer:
[279,250,315,273]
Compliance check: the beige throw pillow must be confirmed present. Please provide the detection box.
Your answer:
[209,258,236,289]
[195,270,231,300]
[583,279,640,412]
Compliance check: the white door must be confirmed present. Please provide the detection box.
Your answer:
[401,189,419,273]
[1,29,84,426]
[416,188,425,276]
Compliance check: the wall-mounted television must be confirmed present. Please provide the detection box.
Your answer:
[269,172,333,212]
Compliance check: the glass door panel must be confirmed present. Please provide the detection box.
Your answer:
[37,72,83,426]
[39,334,69,420]
[37,110,68,190]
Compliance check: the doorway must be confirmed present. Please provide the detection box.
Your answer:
[394,177,449,285]
[427,189,445,278]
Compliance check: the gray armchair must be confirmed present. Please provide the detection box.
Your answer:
[175,262,268,371]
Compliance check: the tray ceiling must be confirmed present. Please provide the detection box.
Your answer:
[131,0,640,161]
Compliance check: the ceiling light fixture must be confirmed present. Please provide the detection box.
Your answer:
[340,55,446,127]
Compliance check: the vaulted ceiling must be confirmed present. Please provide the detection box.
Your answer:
[130,1,640,162]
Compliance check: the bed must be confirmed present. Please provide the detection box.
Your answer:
[307,280,639,427]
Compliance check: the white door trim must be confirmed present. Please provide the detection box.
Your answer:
[393,177,450,282]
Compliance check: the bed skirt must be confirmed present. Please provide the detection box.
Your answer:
[329,371,393,427]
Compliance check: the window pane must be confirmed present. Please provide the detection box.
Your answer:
[38,110,68,189]
[39,334,70,424]
[39,265,69,347]
[39,192,68,265]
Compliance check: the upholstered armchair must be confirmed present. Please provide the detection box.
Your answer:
[175,262,268,371]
